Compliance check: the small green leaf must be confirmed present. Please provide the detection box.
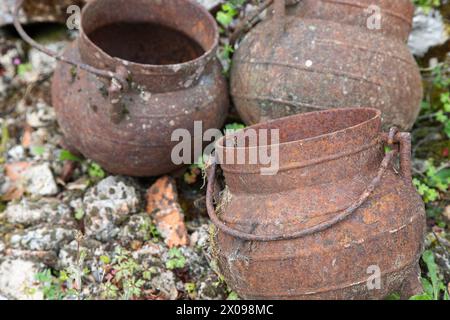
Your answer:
[216,11,233,27]
[143,270,152,280]
[17,63,33,77]
[88,162,106,179]
[185,282,196,294]
[59,149,82,162]
[227,291,239,300]
[74,208,84,221]
[444,121,450,139]
[225,123,245,132]
[421,278,433,297]
[166,248,186,270]
[422,250,440,300]
[59,270,69,282]
[435,111,448,123]
[31,145,45,156]
[409,293,433,300]
[100,255,110,264]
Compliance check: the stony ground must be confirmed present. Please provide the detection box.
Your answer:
[0,1,449,300]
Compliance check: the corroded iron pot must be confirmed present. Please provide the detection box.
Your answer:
[14,0,228,176]
[206,108,426,300]
[230,0,422,130]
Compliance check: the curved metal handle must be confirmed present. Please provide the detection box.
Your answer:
[13,0,129,123]
[382,128,412,182]
[206,128,408,242]
[230,0,295,45]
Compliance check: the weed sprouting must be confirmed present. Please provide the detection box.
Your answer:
[166,247,186,270]
[410,250,449,300]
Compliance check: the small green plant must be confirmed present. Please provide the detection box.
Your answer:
[88,162,106,179]
[101,281,119,299]
[30,145,45,156]
[435,92,450,138]
[413,0,441,13]
[74,208,85,221]
[414,178,440,203]
[59,249,90,298]
[100,246,153,300]
[59,149,83,162]
[218,44,234,75]
[410,250,449,300]
[122,277,145,300]
[184,154,212,185]
[34,269,65,300]
[58,150,107,180]
[165,247,186,270]
[224,122,246,132]
[216,1,246,28]
[413,160,449,204]
[212,274,240,300]
[185,282,197,298]
[35,231,88,300]
[139,218,160,242]
[215,0,246,74]
[17,63,33,77]
[0,122,10,164]
[431,64,450,89]
[100,255,111,264]
[227,291,240,300]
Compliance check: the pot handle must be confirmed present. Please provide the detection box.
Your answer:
[381,128,413,182]
[230,0,291,45]
[206,128,410,242]
[13,0,129,123]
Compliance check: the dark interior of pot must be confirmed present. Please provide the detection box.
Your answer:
[81,0,216,65]
[220,108,380,148]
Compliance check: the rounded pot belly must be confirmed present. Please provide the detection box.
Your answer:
[231,18,422,130]
[213,171,426,299]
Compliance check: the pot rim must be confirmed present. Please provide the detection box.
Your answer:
[79,0,219,72]
[217,107,382,152]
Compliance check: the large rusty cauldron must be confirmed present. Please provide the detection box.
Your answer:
[206,108,426,299]
[230,0,422,130]
[14,0,228,176]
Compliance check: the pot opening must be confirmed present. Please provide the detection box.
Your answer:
[81,0,217,66]
[219,108,381,149]
[87,22,205,65]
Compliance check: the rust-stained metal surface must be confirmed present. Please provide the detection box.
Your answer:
[207,108,426,299]
[230,0,422,130]
[290,0,415,42]
[19,0,229,176]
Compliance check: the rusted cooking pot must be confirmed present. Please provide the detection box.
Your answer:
[14,0,228,176]
[206,108,426,300]
[230,0,422,130]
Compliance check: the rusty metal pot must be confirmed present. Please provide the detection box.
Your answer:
[14,0,228,176]
[206,108,426,300]
[230,0,422,130]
